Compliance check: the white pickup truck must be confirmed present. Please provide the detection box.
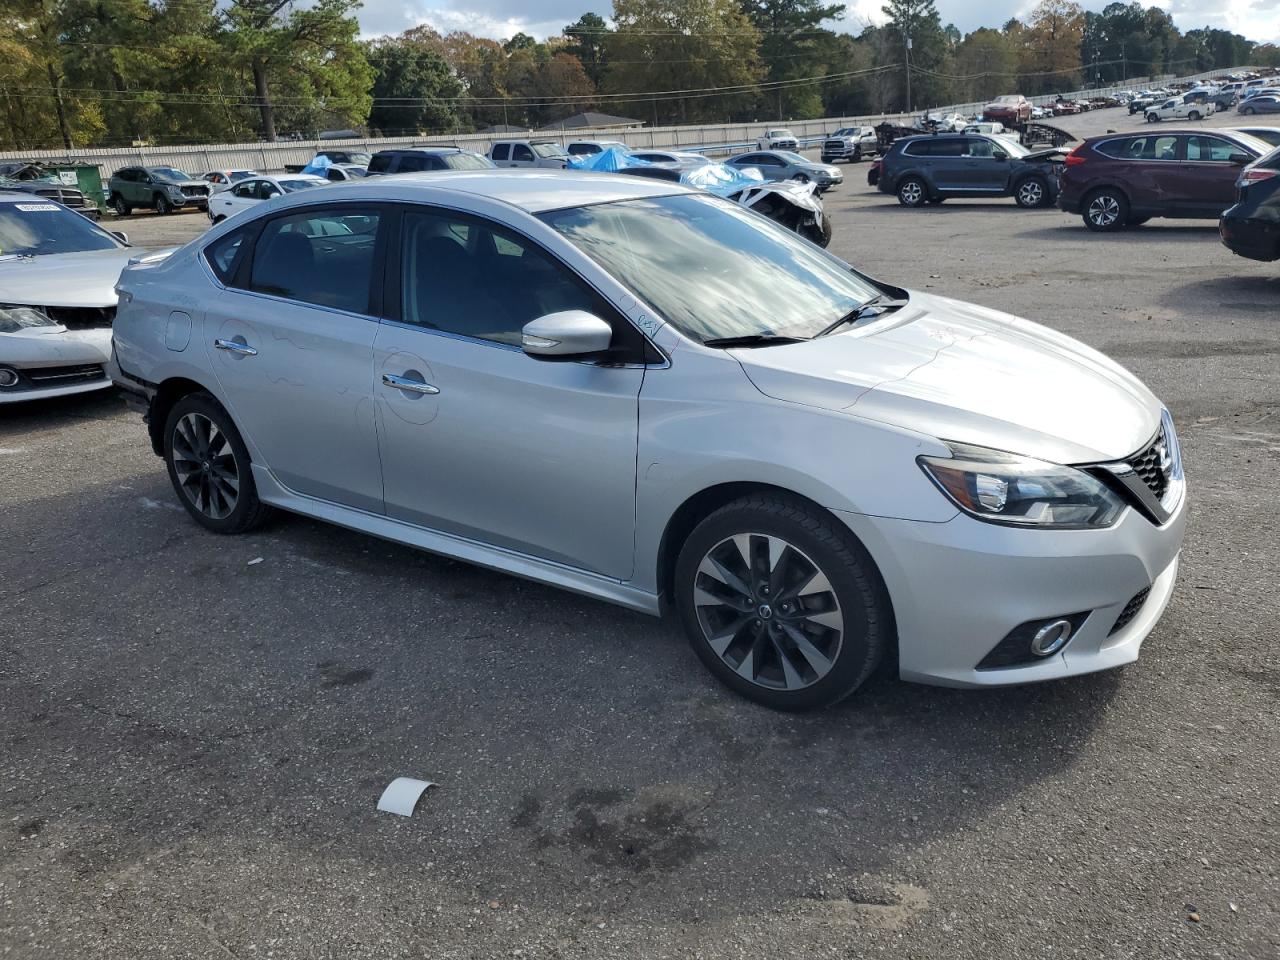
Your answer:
[1144,97,1212,122]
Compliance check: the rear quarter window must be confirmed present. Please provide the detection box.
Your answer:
[492,144,510,161]
[204,227,250,284]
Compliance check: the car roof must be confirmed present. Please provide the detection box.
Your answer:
[264,170,689,214]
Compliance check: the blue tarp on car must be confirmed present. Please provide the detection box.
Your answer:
[567,147,766,198]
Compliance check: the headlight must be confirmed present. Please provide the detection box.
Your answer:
[918,442,1125,529]
[168,184,185,196]
[0,305,57,334]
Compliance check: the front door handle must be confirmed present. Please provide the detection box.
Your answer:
[214,337,257,357]
[382,372,440,395]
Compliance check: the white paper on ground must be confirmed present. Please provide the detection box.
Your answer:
[377,777,436,817]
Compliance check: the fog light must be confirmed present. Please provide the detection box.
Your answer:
[0,367,19,388]
[1030,619,1074,656]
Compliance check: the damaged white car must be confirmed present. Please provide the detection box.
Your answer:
[0,193,161,403]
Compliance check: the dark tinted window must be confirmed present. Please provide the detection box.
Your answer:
[400,209,600,346]
[1093,138,1132,158]
[492,144,509,161]
[568,143,598,155]
[513,145,534,162]
[249,207,381,313]
[204,227,249,282]
[1099,136,1178,160]
[368,153,394,174]
[904,138,964,157]
[396,154,437,172]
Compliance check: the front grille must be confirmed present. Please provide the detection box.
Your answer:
[43,306,115,330]
[10,363,105,389]
[1125,426,1171,501]
[1109,586,1151,636]
[31,187,88,207]
[180,185,209,197]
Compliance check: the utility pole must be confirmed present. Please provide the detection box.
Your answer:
[905,36,912,114]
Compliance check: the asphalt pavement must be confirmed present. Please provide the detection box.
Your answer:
[1,105,1278,959]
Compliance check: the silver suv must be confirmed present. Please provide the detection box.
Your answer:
[109,172,1185,710]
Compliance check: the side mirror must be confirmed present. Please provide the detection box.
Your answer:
[110,230,129,244]
[992,149,1009,161]
[1228,153,1250,165]
[264,187,281,198]
[522,310,613,360]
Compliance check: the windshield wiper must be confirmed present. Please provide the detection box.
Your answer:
[815,294,908,338]
[701,334,808,348]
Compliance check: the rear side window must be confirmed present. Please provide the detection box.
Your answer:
[1099,136,1178,160]
[368,153,394,173]
[492,144,510,161]
[248,207,382,314]
[204,227,250,283]
[396,154,436,173]
[568,143,598,155]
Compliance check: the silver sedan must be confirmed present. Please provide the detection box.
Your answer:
[726,150,843,190]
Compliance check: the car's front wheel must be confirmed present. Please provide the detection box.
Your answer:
[1082,188,1128,232]
[1146,113,1158,122]
[1014,176,1049,208]
[674,493,891,711]
[155,193,172,215]
[1242,106,1256,115]
[897,176,928,207]
[163,393,271,534]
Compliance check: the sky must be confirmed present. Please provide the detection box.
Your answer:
[353,0,1280,47]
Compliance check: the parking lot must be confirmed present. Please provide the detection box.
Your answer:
[2,106,1278,959]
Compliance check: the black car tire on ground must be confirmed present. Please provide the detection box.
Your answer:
[112,195,131,216]
[1241,106,1256,115]
[163,392,272,535]
[897,176,928,207]
[1082,187,1130,232]
[674,492,892,711]
[1188,111,1202,121]
[1014,175,1050,209]
[155,194,172,215]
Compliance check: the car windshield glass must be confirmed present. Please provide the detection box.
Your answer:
[441,152,493,170]
[342,167,368,177]
[540,193,882,343]
[230,171,254,181]
[280,179,323,192]
[0,202,121,257]
[532,142,568,158]
[150,167,191,181]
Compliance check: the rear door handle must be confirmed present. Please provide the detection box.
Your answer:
[382,373,440,395]
[214,337,257,357]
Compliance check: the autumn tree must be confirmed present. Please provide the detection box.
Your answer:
[1019,0,1084,94]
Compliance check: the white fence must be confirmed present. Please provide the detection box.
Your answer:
[0,66,1253,178]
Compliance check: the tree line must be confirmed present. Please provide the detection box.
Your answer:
[3,0,1278,150]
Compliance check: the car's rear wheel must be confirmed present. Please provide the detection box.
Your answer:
[897,176,928,207]
[674,493,891,711]
[155,193,172,215]
[112,195,131,216]
[163,393,270,534]
[1082,188,1128,232]
[1014,176,1049,208]
[1188,111,1201,121]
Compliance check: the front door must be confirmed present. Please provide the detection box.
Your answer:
[1174,135,1251,217]
[203,204,386,512]
[958,137,1010,193]
[373,207,644,579]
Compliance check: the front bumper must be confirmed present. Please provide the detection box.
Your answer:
[0,327,113,403]
[837,487,1187,688]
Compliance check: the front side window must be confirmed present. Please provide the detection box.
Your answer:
[248,207,381,313]
[513,145,535,162]
[1186,136,1238,162]
[965,138,995,158]
[541,194,882,344]
[492,144,510,161]
[400,209,601,346]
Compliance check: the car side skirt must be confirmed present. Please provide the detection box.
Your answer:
[250,464,663,617]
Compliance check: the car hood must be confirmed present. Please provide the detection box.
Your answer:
[733,291,1160,464]
[0,247,142,308]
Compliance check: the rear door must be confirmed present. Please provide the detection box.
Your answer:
[1109,134,1181,215]
[203,203,387,512]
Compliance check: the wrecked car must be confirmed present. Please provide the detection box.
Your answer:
[0,194,166,403]
[572,147,832,246]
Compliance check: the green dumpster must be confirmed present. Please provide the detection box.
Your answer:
[39,161,107,216]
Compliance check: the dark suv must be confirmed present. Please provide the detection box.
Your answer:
[366,147,494,175]
[1220,145,1280,261]
[1058,129,1272,232]
[876,134,1064,209]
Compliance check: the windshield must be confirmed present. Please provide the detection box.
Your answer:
[994,96,1020,104]
[0,202,122,257]
[150,167,192,181]
[540,194,882,343]
[532,141,569,159]
[280,179,323,192]
[442,152,494,170]
[230,171,254,182]
[341,167,368,177]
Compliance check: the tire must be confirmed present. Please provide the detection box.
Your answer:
[212,215,226,224]
[1014,176,1049,209]
[852,147,862,162]
[798,211,833,248]
[163,392,271,535]
[155,193,172,215]
[674,493,891,711]
[1082,188,1129,232]
[1146,113,1158,122]
[1188,111,1201,121]
[792,172,810,184]
[1242,106,1255,116]
[112,194,131,216]
[897,176,928,207]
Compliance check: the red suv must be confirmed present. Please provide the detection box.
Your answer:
[1057,129,1272,232]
